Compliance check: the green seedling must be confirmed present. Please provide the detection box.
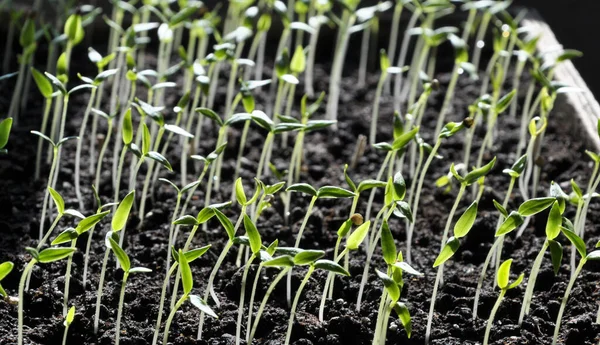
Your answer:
[483,259,524,345]
[31,132,79,242]
[94,190,135,334]
[425,192,480,345]
[52,210,110,315]
[470,1,511,71]
[109,238,152,345]
[90,109,118,190]
[74,68,119,209]
[0,117,13,155]
[8,15,37,125]
[473,196,556,319]
[18,247,76,345]
[62,306,75,345]
[160,248,216,345]
[518,116,548,203]
[552,229,600,345]
[31,67,57,179]
[304,0,331,96]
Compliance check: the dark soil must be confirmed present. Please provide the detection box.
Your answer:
[1,16,600,345]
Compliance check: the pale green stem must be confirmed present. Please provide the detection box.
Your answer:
[425,262,444,345]
[248,268,290,343]
[152,264,179,345]
[94,249,111,333]
[552,260,585,345]
[519,240,549,325]
[285,266,315,345]
[162,294,187,345]
[18,260,37,345]
[483,289,506,345]
[35,98,53,180]
[62,239,77,316]
[235,254,256,345]
[473,237,501,320]
[75,88,97,209]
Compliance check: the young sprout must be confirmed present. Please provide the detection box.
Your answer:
[30,68,56,179]
[152,245,211,345]
[483,259,524,345]
[8,15,36,125]
[425,192,480,345]
[18,247,76,345]
[370,50,406,145]
[552,228,600,345]
[94,190,135,334]
[286,258,349,345]
[304,0,331,96]
[0,117,13,155]
[518,199,564,325]
[473,196,556,319]
[62,306,75,345]
[0,261,14,299]
[162,248,216,345]
[285,183,355,304]
[407,119,470,262]
[470,1,511,72]
[30,132,78,241]
[355,2,392,88]
[52,209,110,315]
[319,220,371,321]
[74,69,119,209]
[109,238,152,345]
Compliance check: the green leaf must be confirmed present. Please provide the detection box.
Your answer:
[179,249,193,295]
[357,180,387,193]
[51,228,78,245]
[393,261,423,276]
[375,270,400,302]
[392,172,407,201]
[37,247,76,263]
[495,211,525,236]
[290,45,306,74]
[493,200,508,218]
[164,124,194,138]
[142,123,151,155]
[197,108,223,127]
[346,221,371,250]
[48,187,65,215]
[243,215,262,254]
[129,267,152,274]
[511,154,528,176]
[571,179,583,199]
[545,201,562,240]
[293,250,325,265]
[235,178,247,205]
[109,238,130,272]
[562,227,587,258]
[463,157,496,185]
[174,215,199,226]
[433,237,460,267]
[393,201,414,223]
[65,306,76,326]
[343,164,356,192]
[393,302,412,338]
[265,182,286,195]
[112,191,135,232]
[189,294,218,318]
[548,240,563,275]
[518,197,555,217]
[317,186,355,199]
[184,245,211,262]
[507,273,524,290]
[31,68,53,98]
[495,89,516,114]
[122,109,133,145]
[381,220,397,266]
[147,151,173,171]
[251,110,274,131]
[0,118,13,150]
[454,201,478,238]
[0,262,14,281]
[196,207,215,224]
[314,259,350,276]
[76,211,110,235]
[286,183,317,197]
[169,3,201,27]
[336,219,353,238]
[497,259,512,289]
[263,255,295,268]
[214,209,235,241]
[586,250,600,261]
[64,14,84,45]
[391,126,419,151]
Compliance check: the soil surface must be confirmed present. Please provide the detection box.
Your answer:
[1,16,600,345]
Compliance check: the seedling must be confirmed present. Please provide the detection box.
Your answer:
[94,190,135,333]
[109,238,152,345]
[30,132,78,241]
[30,67,57,179]
[0,117,12,156]
[473,196,556,319]
[152,245,211,345]
[62,306,75,345]
[18,247,76,345]
[425,192,480,344]
[483,259,523,345]
[304,0,331,96]
[8,15,37,125]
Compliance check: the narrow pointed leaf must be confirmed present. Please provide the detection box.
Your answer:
[561,227,587,258]
[381,220,397,266]
[518,197,555,217]
[180,249,193,295]
[109,238,130,272]
[497,259,512,289]
[454,201,478,238]
[545,201,562,240]
[314,259,350,276]
[433,237,460,267]
[243,215,261,254]
[393,302,412,338]
[548,240,563,274]
[48,187,65,215]
[346,221,371,250]
[293,250,325,265]
[375,270,400,302]
[189,295,218,318]
[495,211,524,236]
[112,191,135,231]
[287,183,317,197]
[38,247,76,263]
[317,186,355,199]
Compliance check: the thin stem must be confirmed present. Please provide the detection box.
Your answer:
[163,294,187,345]
[35,98,53,180]
[483,289,506,345]
[94,249,111,333]
[471,12,491,72]
[285,266,315,345]
[433,65,460,137]
[62,239,77,316]
[441,184,466,248]
[18,260,37,345]
[235,254,256,345]
[94,119,113,190]
[248,268,290,343]
[473,237,501,319]
[392,9,421,111]
[75,88,97,209]
[114,273,129,345]
[370,73,387,146]
[152,263,179,345]
[425,262,444,345]
[519,240,549,325]
[246,264,263,342]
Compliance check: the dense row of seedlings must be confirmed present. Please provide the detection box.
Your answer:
[0,0,598,344]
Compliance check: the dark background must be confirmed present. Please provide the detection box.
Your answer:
[519,0,600,97]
